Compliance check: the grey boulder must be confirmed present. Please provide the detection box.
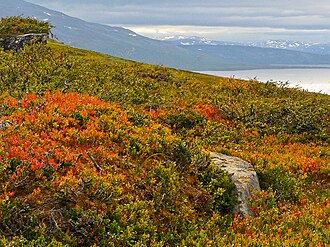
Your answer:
[211,152,261,218]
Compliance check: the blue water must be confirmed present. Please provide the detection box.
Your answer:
[201,68,330,95]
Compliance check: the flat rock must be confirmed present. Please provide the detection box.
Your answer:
[1,33,48,52]
[211,152,261,218]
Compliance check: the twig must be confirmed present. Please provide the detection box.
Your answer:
[86,151,103,172]
[51,212,59,229]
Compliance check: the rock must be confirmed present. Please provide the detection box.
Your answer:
[1,33,48,52]
[210,152,260,218]
[0,120,13,131]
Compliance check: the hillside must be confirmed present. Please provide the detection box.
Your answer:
[0,0,241,70]
[0,23,330,246]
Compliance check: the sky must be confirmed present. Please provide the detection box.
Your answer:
[26,0,330,43]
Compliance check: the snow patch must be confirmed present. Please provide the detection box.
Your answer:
[162,36,176,40]
[254,40,317,50]
[204,40,217,45]
[177,36,186,40]
[163,35,187,40]
[181,42,194,46]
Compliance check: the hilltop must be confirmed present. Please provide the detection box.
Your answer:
[0,17,330,246]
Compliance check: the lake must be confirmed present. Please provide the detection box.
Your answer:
[200,68,330,95]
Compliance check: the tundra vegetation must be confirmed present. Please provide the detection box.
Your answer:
[0,16,51,38]
[0,17,329,246]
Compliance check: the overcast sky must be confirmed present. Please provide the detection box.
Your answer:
[26,0,330,42]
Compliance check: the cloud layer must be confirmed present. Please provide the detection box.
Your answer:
[26,0,330,42]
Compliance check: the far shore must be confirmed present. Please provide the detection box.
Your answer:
[199,68,330,95]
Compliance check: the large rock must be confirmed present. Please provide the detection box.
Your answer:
[210,152,261,218]
[0,33,48,52]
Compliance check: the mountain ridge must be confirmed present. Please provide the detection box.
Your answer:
[1,0,241,70]
[2,0,330,70]
[163,36,330,56]
[163,36,330,67]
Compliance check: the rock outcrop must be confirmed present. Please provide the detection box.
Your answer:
[0,33,48,52]
[211,152,261,218]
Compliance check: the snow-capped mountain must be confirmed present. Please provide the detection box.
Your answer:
[162,36,330,56]
[162,36,330,67]
[161,36,318,50]
[249,40,317,50]
[250,40,330,55]
[161,36,239,46]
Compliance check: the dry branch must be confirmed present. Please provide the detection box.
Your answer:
[86,151,103,172]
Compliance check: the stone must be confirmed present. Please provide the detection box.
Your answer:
[0,33,48,52]
[210,152,261,218]
[0,120,13,131]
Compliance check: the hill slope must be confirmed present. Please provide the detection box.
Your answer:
[0,0,242,70]
[0,38,329,246]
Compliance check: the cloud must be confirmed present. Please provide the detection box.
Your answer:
[123,24,330,42]
[26,1,330,28]
[25,0,330,42]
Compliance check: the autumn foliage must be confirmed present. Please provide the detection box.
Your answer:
[0,17,329,246]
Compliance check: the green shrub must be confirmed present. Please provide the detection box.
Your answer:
[0,16,52,38]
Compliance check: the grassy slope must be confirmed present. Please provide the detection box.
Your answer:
[0,41,329,246]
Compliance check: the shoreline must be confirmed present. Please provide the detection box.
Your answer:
[198,68,330,95]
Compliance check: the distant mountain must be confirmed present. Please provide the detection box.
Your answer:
[250,40,330,55]
[163,36,330,67]
[163,36,330,56]
[250,40,316,50]
[161,36,238,46]
[304,44,330,55]
[0,0,242,70]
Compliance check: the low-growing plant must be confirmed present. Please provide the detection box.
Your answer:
[0,16,52,38]
[0,16,329,246]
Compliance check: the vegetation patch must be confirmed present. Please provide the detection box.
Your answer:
[0,17,329,246]
[0,16,52,38]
